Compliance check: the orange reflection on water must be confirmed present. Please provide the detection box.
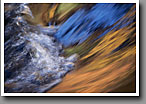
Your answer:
[47,5,136,93]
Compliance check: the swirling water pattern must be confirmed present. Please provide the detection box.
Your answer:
[48,3,136,93]
[4,3,136,93]
[4,4,78,93]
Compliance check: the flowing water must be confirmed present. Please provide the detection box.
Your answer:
[4,4,78,93]
[4,3,136,93]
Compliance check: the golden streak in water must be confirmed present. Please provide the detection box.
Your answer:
[47,5,136,93]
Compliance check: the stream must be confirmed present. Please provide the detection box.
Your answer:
[4,3,136,93]
[4,4,78,93]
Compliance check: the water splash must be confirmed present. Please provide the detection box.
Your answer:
[4,4,78,93]
[4,3,136,93]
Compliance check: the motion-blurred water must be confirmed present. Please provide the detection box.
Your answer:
[55,3,134,47]
[4,4,78,93]
[49,3,136,93]
[4,3,136,93]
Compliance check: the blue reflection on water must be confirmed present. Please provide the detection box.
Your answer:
[55,3,134,47]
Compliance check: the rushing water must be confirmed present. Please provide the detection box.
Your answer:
[4,4,78,93]
[49,3,136,93]
[55,3,134,47]
[4,3,136,93]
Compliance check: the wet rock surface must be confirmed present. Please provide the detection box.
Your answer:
[4,4,78,93]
